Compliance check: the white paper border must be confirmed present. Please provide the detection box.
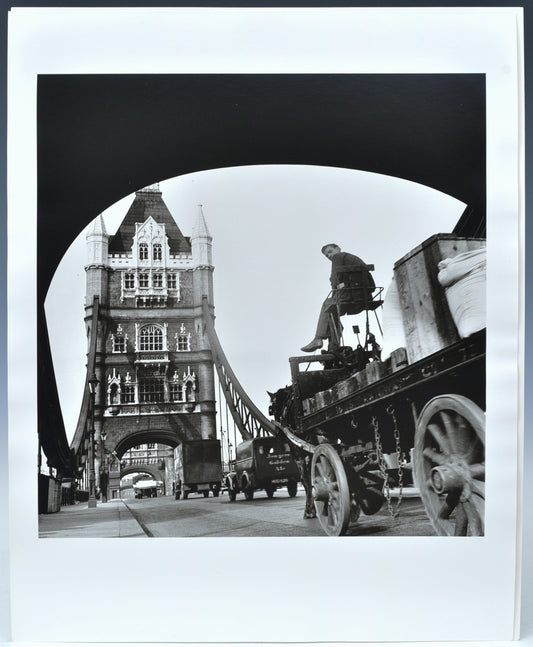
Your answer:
[7,7,524,643]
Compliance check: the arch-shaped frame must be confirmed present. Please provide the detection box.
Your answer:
[113,431,179,460]
[120,464,164,482]
[38,73,486,473]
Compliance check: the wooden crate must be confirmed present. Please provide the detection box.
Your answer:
[393,234,486,363]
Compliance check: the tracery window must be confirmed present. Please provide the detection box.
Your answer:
[139,377,165,402]
[139,325,164,351]
[139,243,149,260]
[112,325,127,353]
[139,273,149,288]
[113,335,126,352]
[177,334,190,351]
[169,381,184,402]
[153,243,162,260]
[175,323,191,351]
[167,273,177,289]
[122,384,135,403]
[153,273,163,288]
[124,273,135,289]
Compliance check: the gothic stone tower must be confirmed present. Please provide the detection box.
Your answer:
[84,186,216,496]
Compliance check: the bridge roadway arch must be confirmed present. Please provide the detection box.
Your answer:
[38,74,486,474]
[108,430,178,498]
[111,426,180,460]
[120,464,165,483]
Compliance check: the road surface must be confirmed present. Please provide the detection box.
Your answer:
[124,487,436,537]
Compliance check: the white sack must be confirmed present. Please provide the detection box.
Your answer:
[438,248,486,338]
[380,276,407,359]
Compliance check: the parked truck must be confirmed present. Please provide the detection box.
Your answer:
[225,436,300,501]
[174,439,223,499]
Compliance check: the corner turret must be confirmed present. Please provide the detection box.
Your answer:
[191,204,214,307]
[85,214,109,305]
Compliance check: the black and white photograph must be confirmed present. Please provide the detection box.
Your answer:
[37,74,487,539]
[6,7,524,644]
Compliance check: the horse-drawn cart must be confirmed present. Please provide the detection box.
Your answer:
[271,234,487,537]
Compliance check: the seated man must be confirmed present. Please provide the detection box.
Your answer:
[301,243,375,352]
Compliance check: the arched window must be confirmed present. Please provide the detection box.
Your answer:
[139,243,148,260]
[177,334,190,351]
[139,325,164,351]
[175,324,191,351]
[122,383,135,403]
[153,273,163,288]
[169,382,185,402]
[112,325,127,352]
[153,243,162,261]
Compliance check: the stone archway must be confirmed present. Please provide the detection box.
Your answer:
[120,464,165,482]
[105,433,178,500]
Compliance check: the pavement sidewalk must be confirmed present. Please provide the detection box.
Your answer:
[38,499,147,538]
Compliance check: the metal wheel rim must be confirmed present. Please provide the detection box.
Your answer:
[311,444,351,536]
[413,395,485,536]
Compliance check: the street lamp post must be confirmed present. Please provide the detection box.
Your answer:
[87,373,99,509]
[100,430,108,503]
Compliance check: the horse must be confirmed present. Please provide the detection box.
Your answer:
[267,386,317,519]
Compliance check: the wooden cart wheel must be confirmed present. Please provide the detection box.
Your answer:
[413,395,485,536]
[311,444,351,536]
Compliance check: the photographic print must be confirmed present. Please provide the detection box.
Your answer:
[7,8,523,644]
[37,74,486,539]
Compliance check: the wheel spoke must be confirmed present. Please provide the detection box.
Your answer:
[319,456,334,481]
[438,492,460,520]
[463,500,483,536]
[427,423,452,455]
[423,447,446,466]
[438,410,468,456]
[319,499,328,516]
[469,462,485,479]
[471,480,485,498]
[454,503,468,536]
[315,458,328,479]
[328,496,338,527]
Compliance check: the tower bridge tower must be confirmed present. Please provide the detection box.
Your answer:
[84,186,217,498]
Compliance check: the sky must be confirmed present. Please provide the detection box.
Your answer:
[45,164,464,451]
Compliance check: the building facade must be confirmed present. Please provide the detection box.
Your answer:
[84,186,217,497]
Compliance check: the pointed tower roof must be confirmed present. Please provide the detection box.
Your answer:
[192,204,211,238]
[108,187,191,254]
[88,213,108,237]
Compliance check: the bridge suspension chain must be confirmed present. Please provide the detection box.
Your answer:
[202,297,276,442]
